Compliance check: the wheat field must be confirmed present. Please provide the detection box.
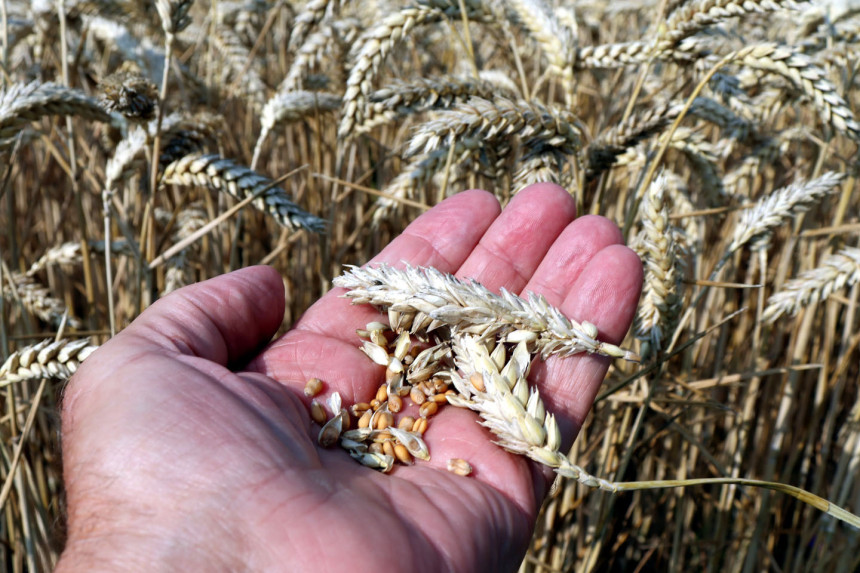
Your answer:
[1,0,859,570]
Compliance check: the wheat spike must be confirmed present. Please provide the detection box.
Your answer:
[334,263,639,362]
[503,0,576,95]
[338,0,495,138]
[406,96,582,159]
[763,246,860,322]
[0,81,111,150]
[359,76,511,134]
[446,334,620,490]
[160,153,326,232]
[728,171,844,253]
[662,0,801,50]
[27,243,83,276]
[634,174,682,353]
[288,0,336,53]
[0,339,97,384]
[5,272,82,329]
[738,43,860,142]
[253,91,341,168]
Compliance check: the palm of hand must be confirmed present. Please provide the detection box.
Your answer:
[58,185,641,572]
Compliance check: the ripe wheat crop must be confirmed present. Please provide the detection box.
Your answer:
[1,0,859,570]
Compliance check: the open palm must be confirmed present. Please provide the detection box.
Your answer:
[58,183,641,572]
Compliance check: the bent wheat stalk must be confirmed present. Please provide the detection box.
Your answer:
[446,334,860,530]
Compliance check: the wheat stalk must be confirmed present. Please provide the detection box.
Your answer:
[0,338,97,384]
[334,263,639,361]
[763,246,860,322]
[160,152,326,232]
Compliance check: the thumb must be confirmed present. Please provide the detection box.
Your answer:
[126,265,286,366]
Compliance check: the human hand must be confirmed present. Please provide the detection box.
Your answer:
[57,183,642,572]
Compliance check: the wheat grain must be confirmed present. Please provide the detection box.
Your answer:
[763,246,860,322]
[0,338,97,384]
[334,263,639,361]
[160,152,326,232]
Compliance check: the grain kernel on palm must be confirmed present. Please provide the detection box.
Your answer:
[375,384,388,402]
[447,458,472,476]
[304,377,323,397]
[412,417,428,434]
[431,393,448,404]
[358,410,372,429]
[382,439,396,459]
[352,402,371,416]
[419,401,438,418]
[394,444,413,465]
[398,415,415,430]
[375,412,394,430]
[310,400,327,424]
[370,398,382,411]
[410,386,426,405]
[388,394,403,413]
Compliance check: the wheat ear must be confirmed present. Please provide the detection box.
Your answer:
[334,263,639,362]
[634,174,682,353]
[763,246,860,322]
[5,272,82,329]
[338,0,494,138]
[447,331,860,530]
[728,171,844,253]
[160,153,326,232]
[738,43,860,142]
[447,335,619,490]
[406,96,582,159]
[0,81,111,149]
[0,339,97,384]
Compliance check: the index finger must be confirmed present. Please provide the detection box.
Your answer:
[246,190,502,399]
